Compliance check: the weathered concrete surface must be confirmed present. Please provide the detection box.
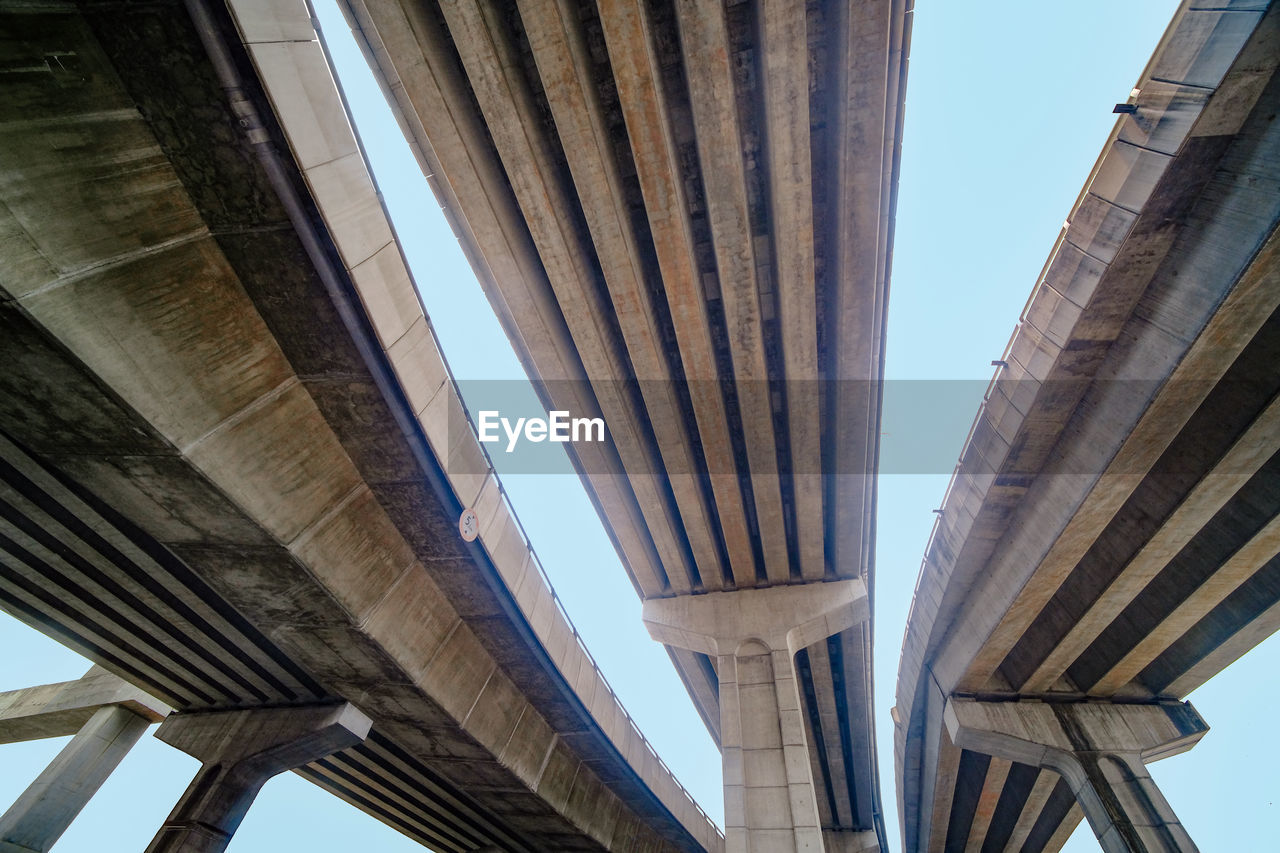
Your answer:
[947,699,1205,853]
[644,582,869,853]
[0,705,151,853]
[894,3,1280,850]
[335,0,911,844]
[146,704,371,853]
[821,830,880,853]
[643,581,870,659]
[0,0,720,849]
[0,669,167,852]
[0,666,168,745]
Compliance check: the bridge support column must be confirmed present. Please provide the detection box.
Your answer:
[945,698,1207,853]
[0,666,169,853]
[146,703,371,853]
[644,580,869,853]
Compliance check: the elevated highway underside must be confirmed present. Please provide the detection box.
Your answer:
[331,1,911,848]
[0,1,721,850]
[896,3,1280,851]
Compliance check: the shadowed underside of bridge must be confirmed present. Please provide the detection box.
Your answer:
[331,0,911,847]
[896,3,1280,851]
[0,1,723,850]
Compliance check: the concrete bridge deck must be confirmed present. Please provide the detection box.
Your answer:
[0,0,722,849]
[329,1,912,848]
[894,3,1280,851]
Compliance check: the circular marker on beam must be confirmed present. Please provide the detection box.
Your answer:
[459,507,479,542]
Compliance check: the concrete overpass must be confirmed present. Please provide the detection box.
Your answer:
[327,0,911,850]
[0,0,723,849]
[894,3,1280,851]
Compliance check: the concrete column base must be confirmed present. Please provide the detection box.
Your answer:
[644,580,869,853]
[146,703,371,853]
[945,698,1207,853]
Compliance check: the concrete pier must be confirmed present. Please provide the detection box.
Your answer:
[146,703,371,853]
[1,706,151,853]
[0,667,169,853]
[945,698,1207,853]
[645,580,869,853]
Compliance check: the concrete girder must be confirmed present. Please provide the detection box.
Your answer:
[828,0,900,587]
[941,5,1280,698]
[670,0,790,585]
[923,728,960,853]
[945,698,1206,853]
[1165,590,1280,698]
[895,8,1280,850]
[1046,805,1086,851]
[514,0,728,593]
[0,431,314,709]
[0,1,722,847]
[802,627,878,835]
[961,756,1011,853]
[802,641,855,828]
[950,216,1280,697]
[593,0,758,589]
[758,0,823,582]
[1101,507,1280,694]
[1092,505,1280,694]
[1004,768,1063,853]
[1022,391,1280,693]
[337,0,673,599]
[436,0,700,595]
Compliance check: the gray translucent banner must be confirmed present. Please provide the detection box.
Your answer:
[440,378,1249,477]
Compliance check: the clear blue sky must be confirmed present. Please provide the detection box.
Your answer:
[3,2,1276,850]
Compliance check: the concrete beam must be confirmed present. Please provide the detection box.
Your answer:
[0,666,169,745]
[803,641,855,827]
[962,756,1010,852]
[923,727,961,853]
[1048,804,1086,850]
[945,698,1207,853]
[339,0,674,602]
[1003,768,1060,852]
[437,0,698,596]
[594,0,758,589]
[671,0,790,584]
[829,0,901,585]
[1022,393,1280,693]
[1166,591,1280,697]
[948,213,1280,697]
[759,0,823,582]
[1094,510,1280,695]
[146,703,372,853]
[642,580,868,658]
[515,0,727,593]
